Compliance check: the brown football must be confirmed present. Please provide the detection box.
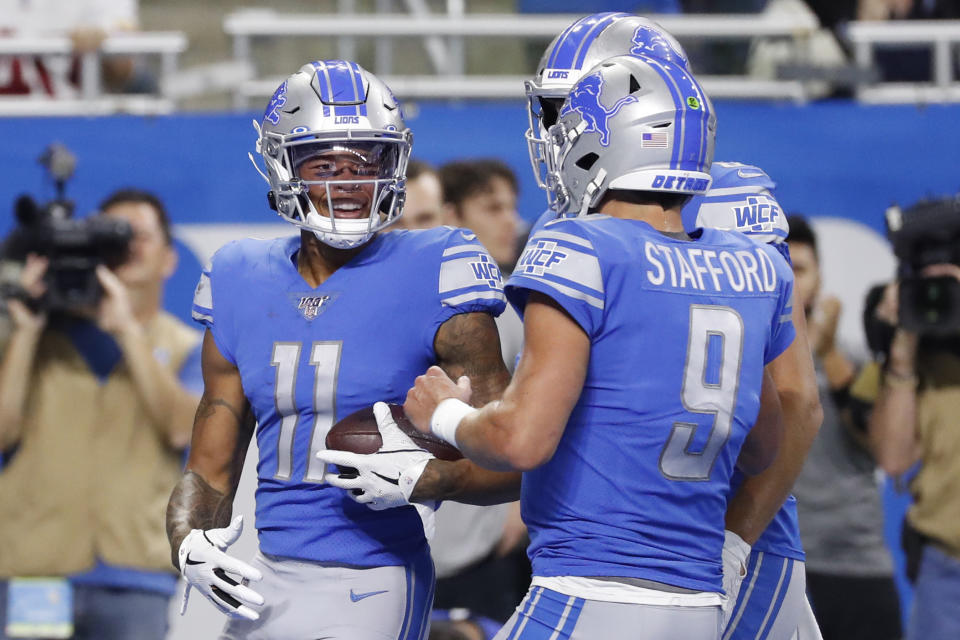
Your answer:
[325,403,463,461]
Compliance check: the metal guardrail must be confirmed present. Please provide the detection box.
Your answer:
[224,10,819,107]
[0,32,187,116]
[846,20,960,104]
[4,15,960,112]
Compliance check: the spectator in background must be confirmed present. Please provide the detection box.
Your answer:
[802,0,960,82]
[431,159,528,623]
[0,0,155,97]
[0,189,201,640]
[869,255,960,640]
[396,159,445,231]
[786,216,901,640]
[440,159,522,274]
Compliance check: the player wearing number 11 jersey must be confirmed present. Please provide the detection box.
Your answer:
[164,60,510,640]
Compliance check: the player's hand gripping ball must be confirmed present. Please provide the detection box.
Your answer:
[326,403,463,469]
[318,403,462,518]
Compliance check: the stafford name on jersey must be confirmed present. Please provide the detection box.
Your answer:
[643,241,778,294]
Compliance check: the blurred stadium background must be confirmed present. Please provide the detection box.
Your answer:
[2,0,959,636]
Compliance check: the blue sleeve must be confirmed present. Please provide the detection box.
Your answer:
[431,227,507,332]
[190,244,238,365]
[683,162,788,245]
[764,246,796,364]
[527,208,558,238]
[771,239,792,266]
[505,222,605,337]
[190,261,213,328]
[177,342,204,395]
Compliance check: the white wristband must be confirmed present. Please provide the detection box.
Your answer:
[430,398,476,449]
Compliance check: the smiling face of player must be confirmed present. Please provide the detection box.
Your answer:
[296,146,380,220]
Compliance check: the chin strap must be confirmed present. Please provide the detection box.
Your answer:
[578,167,608,217]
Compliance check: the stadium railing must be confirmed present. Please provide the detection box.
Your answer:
[0,31,187,116]
[845,20,960,104]
[223,9,819,107]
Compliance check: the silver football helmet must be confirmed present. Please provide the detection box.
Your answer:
[545,54,715,217]
[525,13,689,203]
[252,60,412,249]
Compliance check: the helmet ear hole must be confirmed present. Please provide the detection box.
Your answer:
[539,97,562,129]
[575,153,600,171]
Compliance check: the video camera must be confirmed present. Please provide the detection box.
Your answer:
[886,196,960,335]
[1,144,131,312]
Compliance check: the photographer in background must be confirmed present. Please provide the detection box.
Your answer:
[869,197,960,640]
[0,189,201,640]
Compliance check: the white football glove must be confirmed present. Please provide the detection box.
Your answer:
[721,529,751,628]
[178,515,264,621]
[316,402,438,538]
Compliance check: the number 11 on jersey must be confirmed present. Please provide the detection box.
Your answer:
[270,341,342,482]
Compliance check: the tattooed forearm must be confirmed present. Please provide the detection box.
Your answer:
[410,458,522,505]
[166,471,232,569]
[195,394,244,427]
[409,459,462,503]
[434,312,511,407]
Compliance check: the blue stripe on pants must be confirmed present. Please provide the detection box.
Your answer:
[512,588,585,640]
[506,587,543,640]
[397,550,435,640]
[724,552,793,640]
[757,559,793,640]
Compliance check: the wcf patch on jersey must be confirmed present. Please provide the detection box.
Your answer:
[517,240,568,276]
[470,254,503,289]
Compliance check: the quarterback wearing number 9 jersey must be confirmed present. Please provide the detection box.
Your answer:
[165,60,510,640]
[401,56,795,640]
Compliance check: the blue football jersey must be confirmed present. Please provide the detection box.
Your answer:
[505,216,795,592]
[532,166,803,560]
[528,208,556,239]
[682,162,788,245]
[191,228,505,567]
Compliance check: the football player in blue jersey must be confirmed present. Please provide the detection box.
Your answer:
[164,60,514,640]
[397,54,794,640]
[522,14,823,639]
[321,15,821,639]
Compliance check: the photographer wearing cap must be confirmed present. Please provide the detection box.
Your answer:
[869,196,960,640]
[0,189,201,640]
